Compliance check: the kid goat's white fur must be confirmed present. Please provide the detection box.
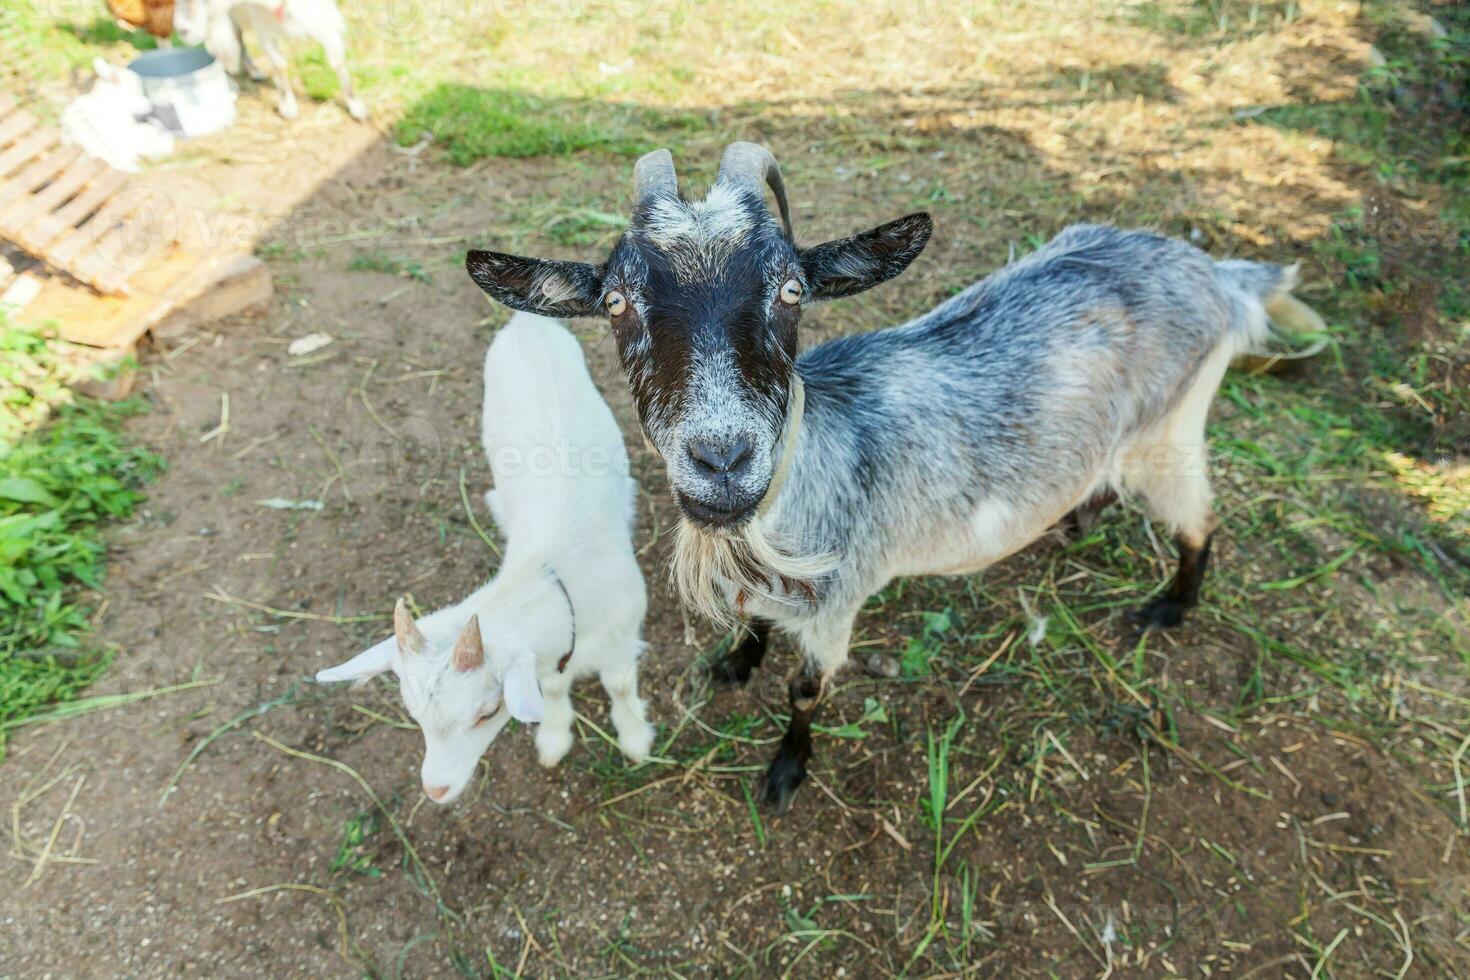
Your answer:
[316,313,653,805]
[173,0,368,121]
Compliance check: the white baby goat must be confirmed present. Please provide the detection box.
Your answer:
[316,313,653,805]
[173,0,367,121]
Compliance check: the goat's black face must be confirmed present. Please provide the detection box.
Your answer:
[467,162,932,530]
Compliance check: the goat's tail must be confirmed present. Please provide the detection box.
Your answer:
[1213,259,1326,358]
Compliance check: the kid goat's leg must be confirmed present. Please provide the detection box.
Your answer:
[708,619,770,688]
[534,672,577,768]
[600,652,654,763]
[762,611,855,812]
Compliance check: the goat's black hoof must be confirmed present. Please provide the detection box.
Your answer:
[1127,596,1188,631]
[706,654,754,690]
[760,752,808,813]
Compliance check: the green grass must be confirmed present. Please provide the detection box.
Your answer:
[0,321,161,756]
[395,83,698,165]
[331,808,386,877]
[347,249,434,283]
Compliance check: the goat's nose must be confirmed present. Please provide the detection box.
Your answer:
[687,437,753,478]
[423,784,450,801]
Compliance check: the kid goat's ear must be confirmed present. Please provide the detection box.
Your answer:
[799,212,933,300]
[465,250,604,319]
[502,657,544,723]
[315,636,395,685]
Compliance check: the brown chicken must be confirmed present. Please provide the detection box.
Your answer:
[104,0,174,39]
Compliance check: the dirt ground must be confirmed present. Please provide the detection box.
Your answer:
[4,1,1470,976]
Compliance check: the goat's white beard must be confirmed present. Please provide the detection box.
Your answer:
[671,514,839,629]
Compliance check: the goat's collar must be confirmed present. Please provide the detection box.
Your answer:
[549,570,576,673]
[755,372,805,519]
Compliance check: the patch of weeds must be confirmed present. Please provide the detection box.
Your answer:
[0,2,132,81]
[0,316,160,753]
[0,324,74,446]
[813,697,888,739]
[544,208,628,247]
[1125,0,1298,40]
[777,891,841,955]
[58,16,159,52]
[256,241,307,262]
[395,83,697,164]
[899,608,953,677]
[1051,61,1175,101]
[0,359,162,752]
[347,249,432,283]
[294,48,340,103]
[330,808,384,877]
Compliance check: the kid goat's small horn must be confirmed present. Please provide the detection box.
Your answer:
[717,141,792,240]
[451,614,484,672]
[632,148,678,203]
[393,597,426,656]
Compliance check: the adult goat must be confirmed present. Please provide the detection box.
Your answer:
[464,143,1319,810]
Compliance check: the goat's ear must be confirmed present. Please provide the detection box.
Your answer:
[466,250,603,318]
[316,636,395,685]
[502,659,544,723]
[799,213,933,300]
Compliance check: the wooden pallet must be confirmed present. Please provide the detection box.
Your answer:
[0,92,173,297]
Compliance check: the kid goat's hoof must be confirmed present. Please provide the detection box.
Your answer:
[760,753,807,813]
[535,729,575,768]
[1127,596,1187,631]
[618,722,655,764]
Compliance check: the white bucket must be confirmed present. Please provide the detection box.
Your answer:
[128,48,237,138]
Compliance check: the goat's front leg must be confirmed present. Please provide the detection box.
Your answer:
[533,672,576,768]
[760,613,853,812]
[599,652,654,763]
[708,619,770,689]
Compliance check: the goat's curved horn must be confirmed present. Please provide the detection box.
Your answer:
[633,148,678,203]
[717,142,792,240]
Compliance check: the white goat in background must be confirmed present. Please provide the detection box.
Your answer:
[316,313,654,805]
[173,0,368,121]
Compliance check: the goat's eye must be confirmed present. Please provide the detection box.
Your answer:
[473,709,495,727]
[605,291,627,317]
[779,279,802,305]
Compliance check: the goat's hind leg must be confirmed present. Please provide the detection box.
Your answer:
[707,619,770,689]
[316,28,368,120]
[1130,529,1214,629]
[1124,453,1218,630]
[1123,351,1227,631]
